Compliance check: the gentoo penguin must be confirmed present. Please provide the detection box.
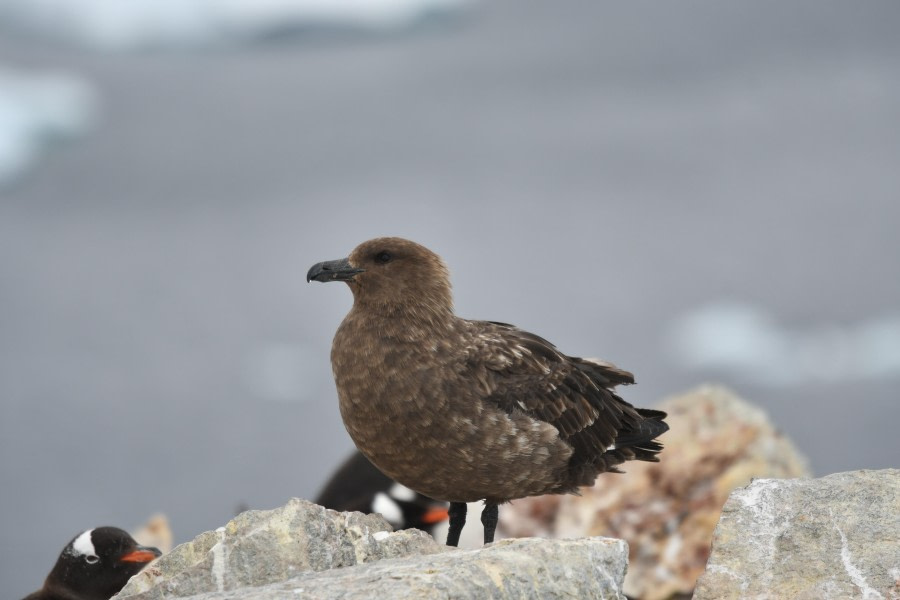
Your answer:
[316,450,449,535]
[23,527,161,600]
[307,237,669,546]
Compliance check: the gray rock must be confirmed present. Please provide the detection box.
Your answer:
[115,497,627,599]
[115,498,446,599]
[695,469,900,600]
[142,537,628,600]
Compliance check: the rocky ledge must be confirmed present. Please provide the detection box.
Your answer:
[114,498,628,600]
[696,469,900,599]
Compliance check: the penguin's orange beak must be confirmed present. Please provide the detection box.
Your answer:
[422,506,450,524]
[119,545,162,563]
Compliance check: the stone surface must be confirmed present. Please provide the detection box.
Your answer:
[498,385,811,599]
[114,497,627,599]
[115,498,445,599]
[137,537,628,600]
[695,469,900,600]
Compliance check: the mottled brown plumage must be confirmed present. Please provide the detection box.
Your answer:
[307,237,668,545]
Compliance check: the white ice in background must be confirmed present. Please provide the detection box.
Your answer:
[666,302,900,387]
[0,67,97,187]
[0,0,472,50]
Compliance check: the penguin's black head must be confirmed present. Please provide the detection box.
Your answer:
[41,527,161,600]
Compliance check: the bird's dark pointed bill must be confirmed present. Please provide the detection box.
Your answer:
[119,546,162,563]
[307,258,365,283]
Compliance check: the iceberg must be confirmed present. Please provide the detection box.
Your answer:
[666,301,900,386]
[0,67,97,187]
[0,0,472,50]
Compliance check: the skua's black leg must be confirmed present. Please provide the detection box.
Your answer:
[446,502,467,547]
[481,502,499,544]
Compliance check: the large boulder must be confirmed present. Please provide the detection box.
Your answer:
[116,498,444,599]
[499,385,811,599]
[115,498,628,599]
[695,469,900,600]
[144,537,628,600]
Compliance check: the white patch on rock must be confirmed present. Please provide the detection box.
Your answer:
[890,567,900,584]
[70,529,96,556]
[389,482,416,502]
[211,526,227,592]
[835,521,884,600]
[372,492,402,526]
[731,478,791,590]
[705,564,750,592]
[372,531,390,541]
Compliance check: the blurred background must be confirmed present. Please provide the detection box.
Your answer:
[2,0,899,595]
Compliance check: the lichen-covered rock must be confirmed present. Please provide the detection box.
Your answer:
[115,498,445,599]
[499,385,811,599]
[135,537,629,600]
[695,469,900,600]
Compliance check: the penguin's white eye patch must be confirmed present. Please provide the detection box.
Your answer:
[389,483,416,502]
[84,554,99,564]
[70,529,96,558]
[372,492,403,526]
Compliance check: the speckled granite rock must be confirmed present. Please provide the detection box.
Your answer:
[695,469,900,600]
[499,385,811,600]
[115,498,445,599]
[134,537,628,600]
